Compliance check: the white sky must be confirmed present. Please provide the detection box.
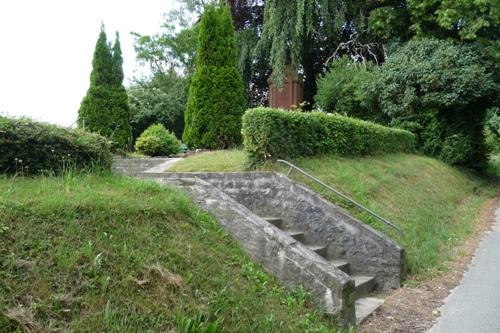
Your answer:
[0,0,178,127]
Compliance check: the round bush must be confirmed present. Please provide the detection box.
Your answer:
[135,124,180,157]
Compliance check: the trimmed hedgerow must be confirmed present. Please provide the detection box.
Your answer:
[0,116,111,175]
[242,108,415,165]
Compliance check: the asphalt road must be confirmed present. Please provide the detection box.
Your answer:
[428,207,500,333]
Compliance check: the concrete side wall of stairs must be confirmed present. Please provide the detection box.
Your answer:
[140,171,405,325]
[155,176,357,325]
[149,172,404,290]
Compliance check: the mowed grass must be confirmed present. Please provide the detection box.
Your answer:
[0,174,339,332]
[170,150,247,172]
[170,150,497,279]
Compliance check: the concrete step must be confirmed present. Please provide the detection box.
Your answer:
[355,297,383,325]
[283,229,305,242]
[328,259,350,274]
[305,244,328,258]
[263,217,283,229]
[353,275,375,300]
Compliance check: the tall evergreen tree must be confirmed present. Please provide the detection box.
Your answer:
[111,32,125,85]
[182,4,246,148]
[78,26,132,149]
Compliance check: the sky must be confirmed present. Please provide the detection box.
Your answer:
[0,0,178,127]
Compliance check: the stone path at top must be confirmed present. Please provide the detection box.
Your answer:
[428,207,500,333]
[143,157,182,173]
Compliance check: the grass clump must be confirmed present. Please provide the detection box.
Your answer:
[170,150,497,279]
[0,174,339,332]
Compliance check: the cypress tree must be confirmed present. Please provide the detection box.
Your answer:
[78,26,132,149]
[182,4,246,149]
[109,32,132,147]
[111,32,124,85]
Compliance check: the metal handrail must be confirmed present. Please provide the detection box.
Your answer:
[277,159,403,233]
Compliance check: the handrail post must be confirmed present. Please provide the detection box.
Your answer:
[277,159,402,234]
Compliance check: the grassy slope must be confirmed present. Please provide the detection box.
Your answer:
[0,174,338,332]
[170,150,497,279]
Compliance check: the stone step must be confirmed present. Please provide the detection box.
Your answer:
[355,297,383,325]
[353,275,375,300]
[263,217,283,229]
[283,229,305,242]
[328,259,350,274]
[305,244,328,258]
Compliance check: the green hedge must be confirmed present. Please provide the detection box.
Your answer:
[0,116,112,175]
[242,108,416,164]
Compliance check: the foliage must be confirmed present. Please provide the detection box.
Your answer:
[315,57,379,120]
[135,124,180,157]
[484,107,500,154]
[257,0,346,86]
[111,32,125,85]
[0,174,339,332]
[128,72,188,140]
[370,38,497,167]
[356,0,499,43]
[257,0,354,107]
[0,116,111,175]
[182,4,246,149]
[229,0,269,107]
[407,0,500,40]
[242,108,415,165]
[78,27,132,149]
[132,10,199,77]
[257,0,498,105]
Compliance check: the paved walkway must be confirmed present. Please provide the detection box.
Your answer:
[143,158,182,173]
[428,207,500,333]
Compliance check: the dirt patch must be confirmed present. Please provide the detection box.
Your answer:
[358,197,498,333]
[130,264,184,289]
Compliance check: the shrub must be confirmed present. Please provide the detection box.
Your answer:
[182,4,246,149]
[370,38,497,168]
[484,107,500,154]
[315,57,379,121]
[242,108,415,165]
[129,73,188,141]
[135,124,180,157]
[0,116,111,175]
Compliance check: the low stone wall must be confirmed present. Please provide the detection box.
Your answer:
[148,172,404,290]
[112,158,171,176]
[155,176,355,325]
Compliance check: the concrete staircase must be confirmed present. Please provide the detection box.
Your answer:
[264,216,383,324]
[123,168,404,326]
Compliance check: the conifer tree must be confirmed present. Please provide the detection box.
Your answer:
[182,4,246,149]
[111,32,124,85]
[78,26,132,149]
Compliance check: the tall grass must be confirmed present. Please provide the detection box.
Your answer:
[0,173,339,332]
